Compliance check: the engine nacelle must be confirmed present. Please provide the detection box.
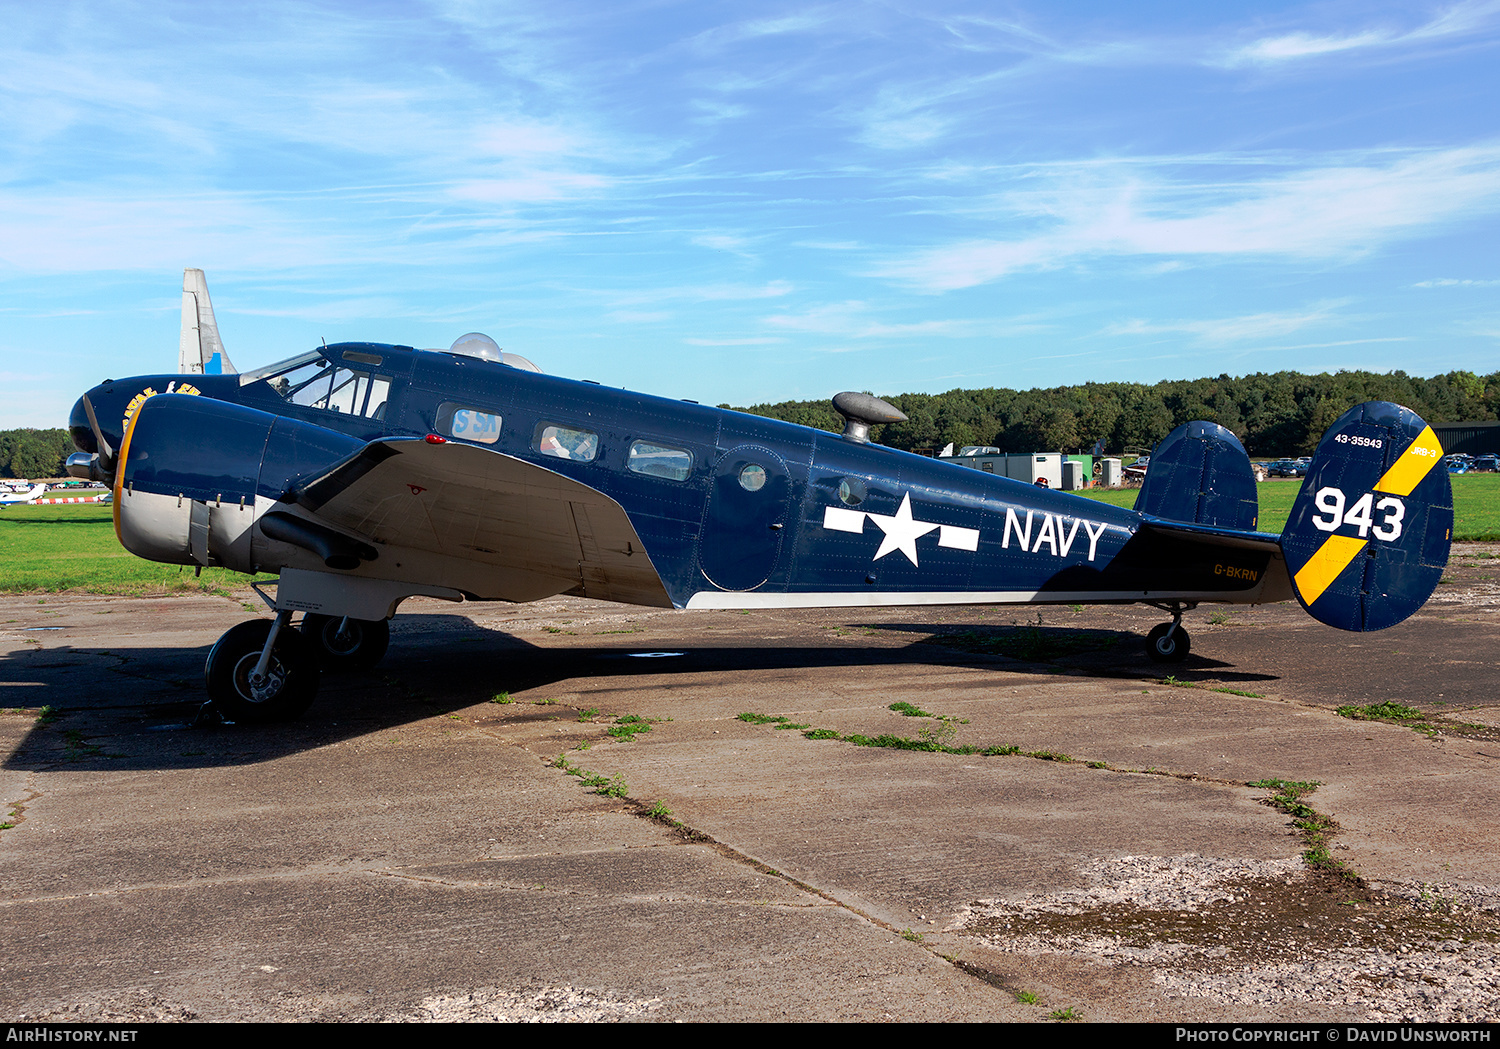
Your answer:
[115,394,365,574]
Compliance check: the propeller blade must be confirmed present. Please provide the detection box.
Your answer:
[81,393,116,475]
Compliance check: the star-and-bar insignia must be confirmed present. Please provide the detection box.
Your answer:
[822,493,979,567]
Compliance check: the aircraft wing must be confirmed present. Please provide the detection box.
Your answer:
[289,437,673,607]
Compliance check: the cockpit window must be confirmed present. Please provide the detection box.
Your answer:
[246,353,389,419]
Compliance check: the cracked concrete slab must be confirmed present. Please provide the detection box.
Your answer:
[2,552,1498,1022]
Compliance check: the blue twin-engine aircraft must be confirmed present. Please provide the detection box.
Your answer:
[66,272,1453,723]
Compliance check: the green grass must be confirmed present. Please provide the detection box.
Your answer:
[6,476,1499,597]
[0,504,268,595]
[1074,473,1500,540]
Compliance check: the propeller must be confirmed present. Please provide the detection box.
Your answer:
[80,393,116,479]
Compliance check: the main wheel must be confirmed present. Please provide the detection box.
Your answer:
[205,620,319,723]
[1145,623,1191,663]
[299,614,390,671]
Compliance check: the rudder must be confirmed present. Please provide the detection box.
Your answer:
[1282,401,1452,631]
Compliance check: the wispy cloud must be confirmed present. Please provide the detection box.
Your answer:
[878,146,1500,291]
[1102,303,1351,345]
[1223,0,1500,64]
[1414,277,1500,287]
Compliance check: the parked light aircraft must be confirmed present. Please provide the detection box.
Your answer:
[0,483,49,507]
[67,271,1454,722]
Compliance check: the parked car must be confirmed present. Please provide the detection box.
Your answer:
[1266,459,1306,478]
[1474,454,1499,472]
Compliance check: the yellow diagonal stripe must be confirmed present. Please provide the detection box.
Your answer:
[1373,425,1443,497]
[1293,534,1368,606]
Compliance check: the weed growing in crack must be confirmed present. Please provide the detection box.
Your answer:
[577,707,599,723]
[1049,1006,1081,1022]
[490,692,513,704]
[1251,779,1361,883]
[900,928,923,942]
[889,701,933,718]
[608,714,657,740]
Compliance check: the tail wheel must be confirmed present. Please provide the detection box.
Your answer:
[205,620,319,723]
[299,614,390,671]
[1146,623,1191,663]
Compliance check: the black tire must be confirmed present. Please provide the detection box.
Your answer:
[205,620,319,723]
[1145,623,1191,663]
[299,614,390,671]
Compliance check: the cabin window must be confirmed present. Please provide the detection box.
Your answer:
[627,440,693,481]
[438,402,502,445]
[536,423,598,462]
[738,464,767,492]
[837,477,866,506]
[981,462,994,473]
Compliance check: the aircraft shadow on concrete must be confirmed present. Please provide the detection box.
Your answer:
[3,614,1276,773]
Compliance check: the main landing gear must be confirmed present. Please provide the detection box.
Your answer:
[299,613,390,670]
[205,613,319,723]
[1144,602,1194,664]
[204,610,391,723]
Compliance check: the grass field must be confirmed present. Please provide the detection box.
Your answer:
[0,504,263,596]
[1074,472,1500,539]
[3,475,1498,594]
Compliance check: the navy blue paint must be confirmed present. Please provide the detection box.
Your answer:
[1283,402,1453,631]
[1136,421,1259,531]
[80,343,1339,610]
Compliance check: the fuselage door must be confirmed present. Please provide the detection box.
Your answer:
[700,445,792,591]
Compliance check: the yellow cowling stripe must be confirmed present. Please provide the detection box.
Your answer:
[111,405,145,545]
[1293,534,1368,606]
[1373,425,1443,497]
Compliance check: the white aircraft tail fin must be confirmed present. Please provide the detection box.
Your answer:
[178,268,235,375]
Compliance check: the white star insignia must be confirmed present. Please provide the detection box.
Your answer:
[821,493,981,566]
[866,493,939,566]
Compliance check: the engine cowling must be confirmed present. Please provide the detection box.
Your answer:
[115,394,366,574]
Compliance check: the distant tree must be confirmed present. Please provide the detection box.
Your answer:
[0,428,74,479]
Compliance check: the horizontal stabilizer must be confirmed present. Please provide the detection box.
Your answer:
[1282,402,1452,631]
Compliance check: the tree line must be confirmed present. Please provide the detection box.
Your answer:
[0,429,74,480]
[728,369,1500,458]
[7,368,1494,477]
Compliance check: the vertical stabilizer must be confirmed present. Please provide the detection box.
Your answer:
[178,268,235,375]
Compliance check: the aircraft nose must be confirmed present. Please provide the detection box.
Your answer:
[68,382,125,481]
[69,393,98,454]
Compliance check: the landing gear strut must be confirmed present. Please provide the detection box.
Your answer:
[205,613,320,722]
[1144,602,1193,664]
[300,613,390,671]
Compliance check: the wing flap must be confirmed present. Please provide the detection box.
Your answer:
[291,438,672,607]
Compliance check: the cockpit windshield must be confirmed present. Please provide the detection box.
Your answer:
[240,350,391,420]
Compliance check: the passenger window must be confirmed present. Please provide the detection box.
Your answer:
[628,441,693,481]
[438,402,502,445]
[536,423,598,462]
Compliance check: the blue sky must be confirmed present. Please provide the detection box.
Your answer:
[3,0,1498,429]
